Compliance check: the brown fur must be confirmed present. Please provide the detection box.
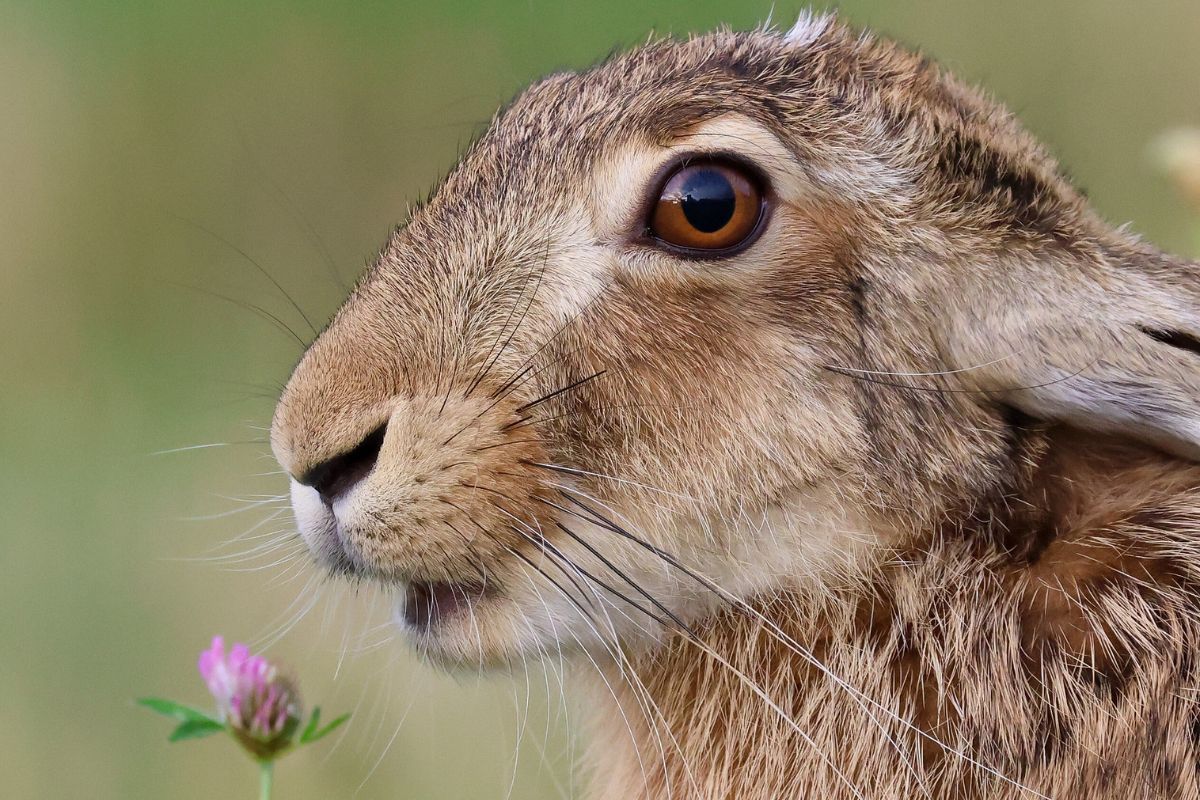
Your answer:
[270,15,1200,799]
[584,429,1200,798]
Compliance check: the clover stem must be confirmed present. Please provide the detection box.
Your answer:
[259,761,274,800]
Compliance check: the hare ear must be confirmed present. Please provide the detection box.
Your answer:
[942,255,1200,461]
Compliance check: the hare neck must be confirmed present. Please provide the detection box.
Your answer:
[579,429,1200,799]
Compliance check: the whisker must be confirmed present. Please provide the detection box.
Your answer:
[474,438,546,453]
[152,440,266,455]
[502,400,705,434]
[822,355,1101,397]
[180,496,288,521]
[168,281,309,349]
[506,546,659,796]
[527,461,695,502]
[822,350,1024,379]
[492,273,617,407]
[167,213,319,337]
[487,344,587,405]
[462,240,548,400]
[222,542,307,573]
[490,504,598,614]
[172,530,297,565]
[201,507,290,551]
[457,344,588,436]
[550,513,867,799]
[442,368,604,448]
[554,522,697,638]
[231,123,348,292]
[513,370,607,415]
[254,572,324,650]
[553,491,1047,798]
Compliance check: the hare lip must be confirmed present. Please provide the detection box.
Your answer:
[402,581,487,629]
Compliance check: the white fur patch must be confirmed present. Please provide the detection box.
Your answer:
[548,208,610,322]
[497,481,882,663]
[289,478,342,566]
[784,10,832,47]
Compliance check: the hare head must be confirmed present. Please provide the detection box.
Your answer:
[270,14,1200,668]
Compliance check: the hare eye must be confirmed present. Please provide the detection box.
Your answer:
[648,160,764,255]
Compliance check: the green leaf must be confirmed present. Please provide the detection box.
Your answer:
[137,697,221,726]
[298,706,322,744]
[301,712,350,745]
[168,718,225,742]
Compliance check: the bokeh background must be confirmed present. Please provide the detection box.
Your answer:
[3,1,1198,797]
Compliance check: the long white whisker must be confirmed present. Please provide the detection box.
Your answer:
[181,496,288,521]
[556,486,1045,798]
[510,558,655,797]
[822,349,1026,379]
[151,441,256,455]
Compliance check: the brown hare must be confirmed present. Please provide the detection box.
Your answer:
[271,12,1200,799]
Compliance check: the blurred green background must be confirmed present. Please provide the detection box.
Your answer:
[2,1,1197,797]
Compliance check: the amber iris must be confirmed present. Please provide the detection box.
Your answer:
[649,161,763,252]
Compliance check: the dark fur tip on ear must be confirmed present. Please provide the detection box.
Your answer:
[1139,326,1200,358]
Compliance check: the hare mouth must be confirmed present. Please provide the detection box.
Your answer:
[400,580,490,630]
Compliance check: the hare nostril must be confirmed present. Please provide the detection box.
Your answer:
[300,424,387,505]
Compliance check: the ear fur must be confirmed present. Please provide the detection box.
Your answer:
[940,249,1200,461]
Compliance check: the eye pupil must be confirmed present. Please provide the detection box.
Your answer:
[679,170,736,234]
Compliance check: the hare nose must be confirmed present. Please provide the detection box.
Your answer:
[300,424,387,505]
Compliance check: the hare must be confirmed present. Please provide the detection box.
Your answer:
[270,12,1200,799]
